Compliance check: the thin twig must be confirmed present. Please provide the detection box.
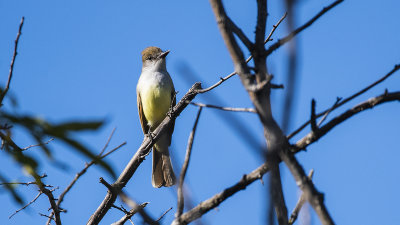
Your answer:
[294,91,400,152]
[0,181,52,187]
[9,191,43,219]
[100,128,116,155]
[0,17,24,105]
[288,63,400,139]
[177,107,203,218]
[196,12,287,94]
[119,192,159,225]
[265,0,344,56]
[22,138,54,151]
[289,169,314,225]
[58,140,125,206]
[190,102,256,113]
[317,97,342,127]
[111,202,149,225]
[156,207,173,222]
[265,12,287,44]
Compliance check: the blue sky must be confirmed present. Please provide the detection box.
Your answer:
[1,0,400,225]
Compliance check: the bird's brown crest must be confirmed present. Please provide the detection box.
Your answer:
[141,46,163,62]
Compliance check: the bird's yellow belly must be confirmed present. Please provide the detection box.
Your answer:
[141,85,171,129]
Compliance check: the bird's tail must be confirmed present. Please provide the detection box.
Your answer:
[152,137,176,188]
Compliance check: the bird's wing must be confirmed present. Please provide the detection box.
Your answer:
[137,92,150,134]
[166,86,176,146]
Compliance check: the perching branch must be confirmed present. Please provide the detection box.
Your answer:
[87,82,202,225]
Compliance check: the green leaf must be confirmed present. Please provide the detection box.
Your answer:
[51,121,103,132]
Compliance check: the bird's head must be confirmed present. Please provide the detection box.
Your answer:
[141,46,170,71]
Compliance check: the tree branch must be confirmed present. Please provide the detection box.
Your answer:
[40,187,62,225]
[288,63,400,139]
[175,91,400,224]
[9,191,43,219]
[289,170,314,225]
[197,12,287,94]
[265,0,343,57]
[0,17,24,105]
[293,91,400,152]
[227,17,254,51]
[190,102,256,113]
[46,130,126,225]
[111,202,148,225]
[177,107,203,219]
[277,147,334,225]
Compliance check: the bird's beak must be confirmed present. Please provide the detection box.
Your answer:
[159,50,170,59]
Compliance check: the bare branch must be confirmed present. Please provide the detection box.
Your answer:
[255,0,267,51]
[100,127,116,155]
[197,13,287,94]
[0,17,24,105]
[40,187,62,225]
[288,63,400,139]
[227,17,254,51]
[265,0,344,56]
[156,207,173,222]
[294,91,400,152]
[173,163,270,224]
[9,191,43,219]
[278,146,334,225]
[289,170,314,225]
[111,202,148,225]
[0,181,52,187]
[190,102,256,113]
[46,132,126,225]
[209,0,254,92]
[119,192,159,225]
[177,107,203,218]
[317,97,342,127]
[265,13,287,44]
[57,141,126,206]
[176,91,400,224]
[22,138,54,151]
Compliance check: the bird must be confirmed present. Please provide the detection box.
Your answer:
[136,46,176,188]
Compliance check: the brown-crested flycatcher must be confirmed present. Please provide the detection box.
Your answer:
[136,46,176,188]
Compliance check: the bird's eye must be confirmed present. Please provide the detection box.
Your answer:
[147,56,153,61]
